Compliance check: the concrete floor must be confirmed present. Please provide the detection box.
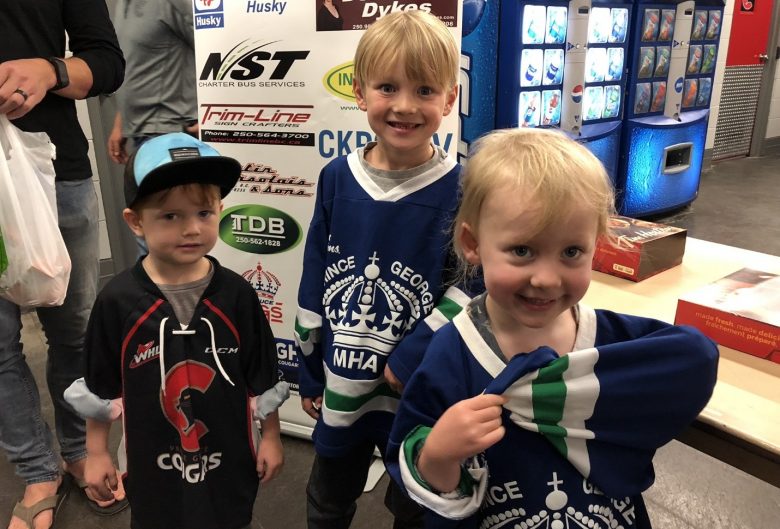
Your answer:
[2,153,780,529]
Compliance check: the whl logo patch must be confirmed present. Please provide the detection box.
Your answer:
[130,340,161,368]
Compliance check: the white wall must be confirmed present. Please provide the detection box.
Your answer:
[766,29,780,139]
[706,0,735,149]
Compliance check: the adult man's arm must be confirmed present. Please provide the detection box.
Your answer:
[0,0,123,118]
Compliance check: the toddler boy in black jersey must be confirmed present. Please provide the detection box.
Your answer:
[83,133,283,529]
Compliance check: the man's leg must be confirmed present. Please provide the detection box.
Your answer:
[0,300,63,529]
[0,300,61,482]
[306,440,375,529]
[36,178,98,468]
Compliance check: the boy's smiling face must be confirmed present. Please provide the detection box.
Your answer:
[353,61,457,170]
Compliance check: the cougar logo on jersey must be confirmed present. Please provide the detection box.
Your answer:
[160,361,216,452]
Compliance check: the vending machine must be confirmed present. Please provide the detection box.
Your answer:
[616,0,724,216]
[461,0,632,182]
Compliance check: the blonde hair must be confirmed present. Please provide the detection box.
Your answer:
[454,128,616,267]
[353,11,459,91]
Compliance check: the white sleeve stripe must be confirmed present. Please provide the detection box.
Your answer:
[398,440,486,520]
[441,286,472,307]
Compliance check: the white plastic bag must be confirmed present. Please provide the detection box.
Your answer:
[0,115,71,307]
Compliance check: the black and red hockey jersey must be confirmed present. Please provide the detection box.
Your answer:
[85,256,277,529]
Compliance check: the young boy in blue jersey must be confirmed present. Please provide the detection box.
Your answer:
[386,128,719,528]
[294,10,471,529]
[82,133,284,529]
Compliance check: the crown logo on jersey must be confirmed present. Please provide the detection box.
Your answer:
[242,261,281,305]
[324,252,421,356]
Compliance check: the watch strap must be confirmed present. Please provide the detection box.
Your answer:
[47,57,69,91]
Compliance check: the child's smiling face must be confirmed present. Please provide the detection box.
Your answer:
[460,187,599,336]
[353,61,457,170]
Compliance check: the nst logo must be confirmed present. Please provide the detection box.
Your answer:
[323,62,355,102]
[220,205,302,254]
[200,40,309,83]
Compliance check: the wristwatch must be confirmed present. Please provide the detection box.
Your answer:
[46,57,69,91]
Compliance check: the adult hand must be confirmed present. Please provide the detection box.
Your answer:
[108,121,128,164]
[0,58,56,119]
[301,395,323,420]
[184,121,199,138]
[384,364,403,394]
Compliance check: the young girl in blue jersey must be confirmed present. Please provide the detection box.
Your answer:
[294,10,479,529]
[385,128,719,528]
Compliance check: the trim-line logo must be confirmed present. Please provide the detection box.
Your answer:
[194,0,224,30]
[323,62,356,103]
[220,205,302,254]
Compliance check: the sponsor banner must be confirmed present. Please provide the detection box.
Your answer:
[194,0,461,433]
[314,0,458,31]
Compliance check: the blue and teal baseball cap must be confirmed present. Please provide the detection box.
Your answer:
[124,133,241,207]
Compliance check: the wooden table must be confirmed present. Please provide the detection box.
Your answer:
[584,237,780,487]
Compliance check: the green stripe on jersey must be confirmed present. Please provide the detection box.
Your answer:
[324,383,398,412]
[436,296,465,321]
[532,356,570,455]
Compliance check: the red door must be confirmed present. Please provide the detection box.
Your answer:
[712,0,775,160]
[725,0,774,66]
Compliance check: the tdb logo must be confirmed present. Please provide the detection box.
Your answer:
[674,77,684,93]
[194,0,224,29]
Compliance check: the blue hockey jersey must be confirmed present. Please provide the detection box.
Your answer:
[387,300,718,528]
[295,150,470,456]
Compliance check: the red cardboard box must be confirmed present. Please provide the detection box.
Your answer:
[592,216,687,281]
[675,268,780,364]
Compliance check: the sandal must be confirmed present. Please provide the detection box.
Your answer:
[72,475,129,516]
[11,474,70,529]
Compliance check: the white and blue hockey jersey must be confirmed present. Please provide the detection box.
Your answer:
[387,298,719,528]
[295,150,471,456]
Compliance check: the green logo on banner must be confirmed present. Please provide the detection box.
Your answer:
[220,204,301,254]
[323,62,355,102]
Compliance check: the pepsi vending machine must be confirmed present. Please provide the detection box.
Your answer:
[494,1,569,131]
[617,0,724,216]
[491,0,632,182]
[564,0,632,180]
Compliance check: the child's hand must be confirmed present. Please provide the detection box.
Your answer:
[384,365,404,394]
[85,450,119,503]
[301,395,322,420]
[426,394,507,462]
[256,433,284,484]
